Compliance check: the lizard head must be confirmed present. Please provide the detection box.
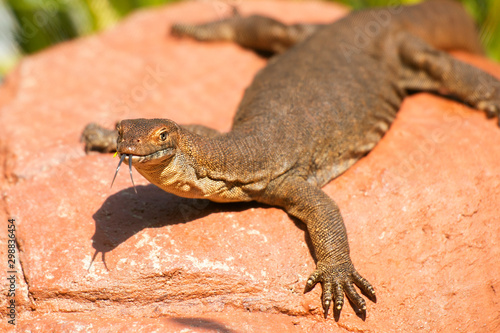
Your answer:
[116,118,181,162]
[110,118,182,192]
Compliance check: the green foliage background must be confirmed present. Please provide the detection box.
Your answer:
[0,0,499,76]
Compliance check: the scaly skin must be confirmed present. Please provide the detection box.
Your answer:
[82,0,500,320]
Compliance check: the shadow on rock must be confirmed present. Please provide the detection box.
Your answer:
[89,184,255,269]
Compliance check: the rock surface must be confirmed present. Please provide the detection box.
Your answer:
[1,0,500,332]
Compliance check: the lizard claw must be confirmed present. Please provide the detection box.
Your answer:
[304,270,320,293]
[304,260,376,320]
[323,296,332,319]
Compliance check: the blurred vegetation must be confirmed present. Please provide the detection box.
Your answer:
[0,0,499,77]
[0,0,178,76]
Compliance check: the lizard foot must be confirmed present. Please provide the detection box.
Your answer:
[477,100,500,127]
[304,260,376,320]
[473,74,500,127]
[81,123,118,153]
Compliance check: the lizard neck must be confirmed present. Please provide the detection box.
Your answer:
[180,129,271,186]
[133,128,264,202]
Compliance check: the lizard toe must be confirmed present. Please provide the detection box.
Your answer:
[304,270,321,293]
[352,270,377,303]
[345,280,367,312]
[322,281,333,319]
[334,282,344,312]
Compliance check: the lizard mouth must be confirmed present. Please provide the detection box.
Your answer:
[120,147,175,163]
[110,148,174,193]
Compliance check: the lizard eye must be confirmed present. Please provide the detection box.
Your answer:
[159,132,167,141]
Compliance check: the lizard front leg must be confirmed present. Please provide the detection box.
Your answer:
[260,176,376,319]
[81,123,118,153]
[171,12,323,54]
[398,33,500,125]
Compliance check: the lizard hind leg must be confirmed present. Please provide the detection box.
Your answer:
[398,33,500,126]
[171,13,323,54]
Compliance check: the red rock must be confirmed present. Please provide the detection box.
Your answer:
[1,1,499,332]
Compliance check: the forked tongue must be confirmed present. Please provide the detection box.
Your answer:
[110,153,137,194]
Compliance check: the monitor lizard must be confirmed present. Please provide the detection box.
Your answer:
[81,0,500,320]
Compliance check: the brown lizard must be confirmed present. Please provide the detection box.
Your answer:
[82,0,500,320]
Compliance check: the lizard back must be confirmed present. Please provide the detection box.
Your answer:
[228,0,482,187]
